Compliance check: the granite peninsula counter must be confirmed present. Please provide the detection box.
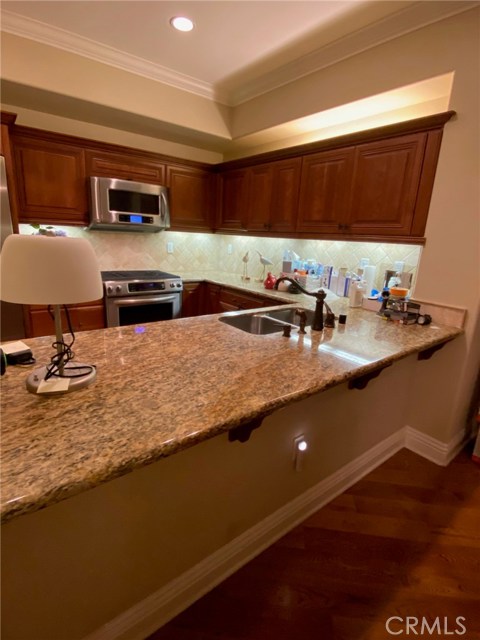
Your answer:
[0,285,462,524]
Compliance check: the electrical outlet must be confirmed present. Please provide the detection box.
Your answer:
[293,435,308,472]
[167,242,174,254]
[227,243,233,255]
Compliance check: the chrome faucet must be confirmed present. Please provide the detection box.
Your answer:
[274,277,335,331]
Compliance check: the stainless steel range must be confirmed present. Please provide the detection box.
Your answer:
[102,270,183,327]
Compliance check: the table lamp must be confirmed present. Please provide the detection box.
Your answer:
[0,234,103,394]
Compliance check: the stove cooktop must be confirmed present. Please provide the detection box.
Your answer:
[101,270,180,281]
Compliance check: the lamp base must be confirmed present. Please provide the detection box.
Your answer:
[26,363,97,395]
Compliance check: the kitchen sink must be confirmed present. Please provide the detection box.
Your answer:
[218,307,314,335]
[264,307,315,325]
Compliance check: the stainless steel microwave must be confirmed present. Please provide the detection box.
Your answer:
[88,176,170,232]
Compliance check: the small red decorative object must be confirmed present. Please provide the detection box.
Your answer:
[264,272,277,289]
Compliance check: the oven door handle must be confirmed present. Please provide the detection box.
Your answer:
[111,295,179,306]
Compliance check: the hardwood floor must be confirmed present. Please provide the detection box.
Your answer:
[147,448,480,640]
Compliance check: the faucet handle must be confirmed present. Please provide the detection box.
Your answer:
[295,309,307,334]
[324,312,335,329]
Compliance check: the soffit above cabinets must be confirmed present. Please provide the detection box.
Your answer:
[1,1,476,107]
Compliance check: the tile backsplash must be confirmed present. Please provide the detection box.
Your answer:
[19,225,422,293]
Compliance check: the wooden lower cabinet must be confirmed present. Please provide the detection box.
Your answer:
[181,282,205,318]
[182,282,286,317]
[27,303,105,338]
[217,287,276,313]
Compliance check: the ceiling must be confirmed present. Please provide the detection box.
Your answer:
[0,1,474,158]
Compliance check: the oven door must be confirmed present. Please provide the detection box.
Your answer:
[106,294,181,327]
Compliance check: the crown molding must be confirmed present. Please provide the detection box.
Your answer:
[229,1,479,105]
[0,10,231,105]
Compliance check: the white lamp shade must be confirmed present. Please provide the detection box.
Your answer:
[0,235,103,305]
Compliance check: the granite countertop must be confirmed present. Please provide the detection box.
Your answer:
[0,275,463,523]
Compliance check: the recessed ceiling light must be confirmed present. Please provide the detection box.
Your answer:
[170,16,194,32]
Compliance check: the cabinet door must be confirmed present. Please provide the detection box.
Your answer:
[346,133,427,236]
[202,283,222,314]
[14,137,87,225]
[245,159,300,233]
[297,148,354,234]
[216,169,248,232]
[167,164,212,231]
[269,158,301,233]
[181,282,204,318]
[86,151,165,184]
[246,164,274,232]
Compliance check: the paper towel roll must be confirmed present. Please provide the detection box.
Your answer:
[363,265,376,296]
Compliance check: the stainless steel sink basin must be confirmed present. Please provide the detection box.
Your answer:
[218,307,314,335]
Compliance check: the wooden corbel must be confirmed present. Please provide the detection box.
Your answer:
[417,339,452,361]
[228,416,264,443]
[348,364,392,390]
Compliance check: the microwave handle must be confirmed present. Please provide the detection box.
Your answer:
[160,189,169,225]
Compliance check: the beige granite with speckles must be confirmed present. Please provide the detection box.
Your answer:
[1,284,462,523]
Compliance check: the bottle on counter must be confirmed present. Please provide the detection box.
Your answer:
[349,279,366,307]
[263,272,277,289]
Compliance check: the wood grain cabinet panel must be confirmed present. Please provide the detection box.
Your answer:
[14,137,87,225]
[216,169,248,232]
[203,283,222,314]
[85,150,165,184]
[247,158,301,233]
[346,133,427,236]
[218,288,285,313]
[167,164,212,231]
[28,302,105,338]
[181,282,205,318]
[297,148,355,234]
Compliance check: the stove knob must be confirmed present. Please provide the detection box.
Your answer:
[107,286,113,294]
[176,283,181,288]
[170,283,175,288]
[115,285,122,293]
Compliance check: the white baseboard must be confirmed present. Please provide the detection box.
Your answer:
[84,425,466,640]
[404,425,468,466]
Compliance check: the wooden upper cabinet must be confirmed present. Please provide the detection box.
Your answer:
[7,111,451,239]
[220,158,301,234]
[216,168,248,232]
[297,148,355,234]
[345,132,427,236]
[85,150,165,184]
[13,135,88,225]
[246,164,273,232]
[167,164,212,231]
